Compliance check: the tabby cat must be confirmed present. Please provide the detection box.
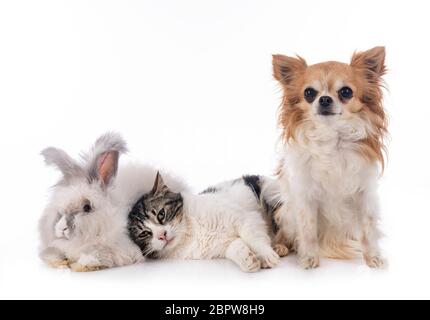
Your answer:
[128,172,288,272]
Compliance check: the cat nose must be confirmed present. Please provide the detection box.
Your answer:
[158,231,167,241]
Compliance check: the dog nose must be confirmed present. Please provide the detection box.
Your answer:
[158,231,167,241]
[319,96,333,107]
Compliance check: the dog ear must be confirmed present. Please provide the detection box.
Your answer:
[41,147,85,181]
[272,54,307,85]
[85,132,128,187]
[351,46,386,81]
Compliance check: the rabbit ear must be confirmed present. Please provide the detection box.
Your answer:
[92,150,119,186]
[41,147,85,180]
[85,132,128,187]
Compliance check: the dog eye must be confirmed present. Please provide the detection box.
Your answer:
[304,88,318,103]
[83,204,92,213]
[339,87,353,100]
[157,209,166,222]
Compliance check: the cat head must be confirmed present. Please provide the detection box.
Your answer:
[39,132,127,244]
[128,172,185,257]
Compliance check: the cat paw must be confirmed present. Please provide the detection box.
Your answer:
[239,252,261,273]
[273,244,290,257]
[299,255,320,269]
[260,250,280,269]
[70,263,108,272]
[365,255,387,269]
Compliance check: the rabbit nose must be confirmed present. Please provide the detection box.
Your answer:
[158,231,167,241]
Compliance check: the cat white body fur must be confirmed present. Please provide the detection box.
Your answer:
[156,179,281,272]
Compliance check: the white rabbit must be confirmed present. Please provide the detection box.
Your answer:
[39,132,187,272]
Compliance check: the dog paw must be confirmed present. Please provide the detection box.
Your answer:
[70,263,108,272]
[239,252,261,273]
[273,244,290,257]
[299,255,320,269]
[47,259,70,269]
[260,250,281,269]
[365,255,387,269]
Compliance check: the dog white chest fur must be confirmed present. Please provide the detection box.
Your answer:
[278,120,383,268]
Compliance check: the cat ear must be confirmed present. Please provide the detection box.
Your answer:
[272,54,307,85]
[41,147,85,180]
[152,171,168,194]
[85,132,128,187]
[350,46,386,81]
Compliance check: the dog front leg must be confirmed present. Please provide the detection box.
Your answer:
[297,204,320,269]
[359,192,386,268]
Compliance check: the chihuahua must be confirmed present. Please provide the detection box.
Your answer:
[273,47,387,269]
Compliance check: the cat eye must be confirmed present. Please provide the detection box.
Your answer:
[157,209,166,222]
[83,203,92,213]
[304,88,318,103]
[339,86,353,100]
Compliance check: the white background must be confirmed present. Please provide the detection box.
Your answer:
[0,0,429,300]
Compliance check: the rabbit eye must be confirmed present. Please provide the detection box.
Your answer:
[83,204,92,213]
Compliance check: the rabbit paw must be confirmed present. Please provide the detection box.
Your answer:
[70,263,108,272]
[70,253,110,272]
[47,259,70,269]
[41,247,70,269]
